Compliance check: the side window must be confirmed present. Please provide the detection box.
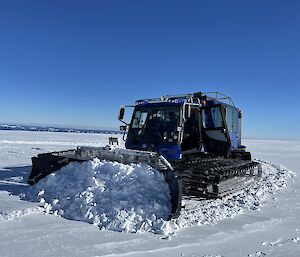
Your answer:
[212,107,223,127]
[132,111,148,128]
[226,108,239,133]
[202,107,223,128]
[226,108,233,132]
[232,110,239,132]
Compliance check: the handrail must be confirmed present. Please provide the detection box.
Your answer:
[203,92,235,106]
[136,91,235,107]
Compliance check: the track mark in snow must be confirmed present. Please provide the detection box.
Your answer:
[164,160,295,234]
[0,179,28,186]
[0,207,43,222]
[261,237,300,247]
[200,255,224,257]
[248,252,266,257]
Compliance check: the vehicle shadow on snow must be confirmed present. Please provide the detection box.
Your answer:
[0,166,31,195]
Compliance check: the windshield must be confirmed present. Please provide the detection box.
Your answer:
[127,106,181,145]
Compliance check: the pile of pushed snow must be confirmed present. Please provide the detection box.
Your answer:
[24,158,171,234]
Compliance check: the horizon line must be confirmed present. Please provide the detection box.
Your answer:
[1,122,299,141]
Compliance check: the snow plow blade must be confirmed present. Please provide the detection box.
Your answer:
[28,146,182,219]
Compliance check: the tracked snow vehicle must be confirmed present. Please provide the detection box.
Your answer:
[28,92,261,219]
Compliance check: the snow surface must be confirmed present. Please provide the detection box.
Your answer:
[0,130,299,257]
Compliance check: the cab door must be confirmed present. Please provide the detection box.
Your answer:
[181,106,201,152]
[201,105,231,156]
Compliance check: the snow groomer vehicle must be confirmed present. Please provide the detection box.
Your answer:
[28,92,261,219]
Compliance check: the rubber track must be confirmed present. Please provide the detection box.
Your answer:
[173,157,261,199]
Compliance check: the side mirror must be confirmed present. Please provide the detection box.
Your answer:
[120,125,126,131]
[239,111,242,119]
[118,106,125,120]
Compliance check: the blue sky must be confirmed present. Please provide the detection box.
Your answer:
[0,0,299,139]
